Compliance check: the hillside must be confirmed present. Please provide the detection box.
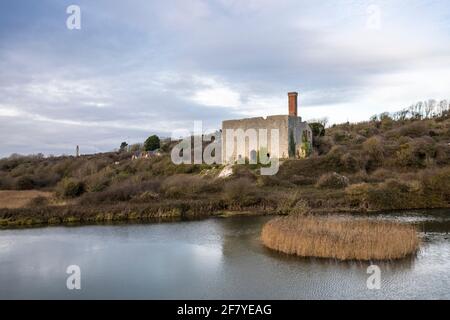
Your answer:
[1,113,449,227]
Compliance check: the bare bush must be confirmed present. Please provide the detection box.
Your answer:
[161,174,215,198]
[362,136,385,168]
[56,178,85,198]
[222,178,255,203]
[316,172,349,189]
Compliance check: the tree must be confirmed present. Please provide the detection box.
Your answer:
[119,142,128,152]
[309,122,325,137]
[424,100,436,119]
[318,117,329,128]
[144,135,160,151]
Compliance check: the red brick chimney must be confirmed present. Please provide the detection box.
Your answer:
[288,92,298,117]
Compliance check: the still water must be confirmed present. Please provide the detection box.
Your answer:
[0,210,449,299]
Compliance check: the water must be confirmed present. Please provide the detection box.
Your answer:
[0,210,449,299]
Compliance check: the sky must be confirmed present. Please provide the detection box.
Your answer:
[0,0,449,157]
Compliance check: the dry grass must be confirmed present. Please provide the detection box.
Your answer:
[0,190,53,209]
[261,215,420,261]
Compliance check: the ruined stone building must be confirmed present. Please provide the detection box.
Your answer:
[222,92,312,163]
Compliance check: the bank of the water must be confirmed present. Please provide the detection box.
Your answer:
[1,203,449,229]
[0,204,274,229]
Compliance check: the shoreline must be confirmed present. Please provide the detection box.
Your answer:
[1,202,448,230]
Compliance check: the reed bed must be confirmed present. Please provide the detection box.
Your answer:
[261,216,420,261]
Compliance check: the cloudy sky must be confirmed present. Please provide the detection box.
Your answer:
[0,0,449,156]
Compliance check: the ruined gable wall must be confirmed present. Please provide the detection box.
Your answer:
[288,117,313,157]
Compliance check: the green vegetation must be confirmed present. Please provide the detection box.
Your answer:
[56,178,86,198]
[119,142,128,152]
[309,122,325,137]
[144,135,161,151]
[0,109,450,228]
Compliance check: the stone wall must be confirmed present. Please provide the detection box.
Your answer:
[288,117,313,158]
[222,115,312,163]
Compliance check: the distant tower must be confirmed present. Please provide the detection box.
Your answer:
[76,145,80,157]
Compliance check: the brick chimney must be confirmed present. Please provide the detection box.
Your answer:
[288,92,298,117]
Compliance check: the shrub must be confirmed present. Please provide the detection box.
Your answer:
[161,174,214,198]
[289,199,310,215]
[399,121,429,138]
[380,116,394,130]
[232,166,257,181]
[420,168,450,202]
[333,130,351,143]
[435,143,450,165]
[27,196,49,207]
[289,174,316,186]
[31,172,61,188]
[340,153,360,172]
[369,168,394,182]
[133,191,159,203]
[78,180,161,204]
[324,146,345,168]
[222,178,255,203]
[276,192,310,215]
[353,134,367,144]
[362,136,384,168]
[257,175,294,187]
[345,183,371,208]
[257,175,282,187]
[347,170,369,184]
[86,175,110,192]
[0,174,14,190]
[364,179,414,210]
[395,137,437,168]
[315,136,333,155]
[395,143,416,166]
[365,179,432,210]
[316,172,349,189]
[57,178,85,198]
[358,126,379,138]
[15,176,35,190]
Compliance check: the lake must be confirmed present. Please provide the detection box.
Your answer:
[0,210,449,299]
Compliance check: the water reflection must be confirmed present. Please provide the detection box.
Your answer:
[0,210,449,299]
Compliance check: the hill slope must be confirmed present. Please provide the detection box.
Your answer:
[0,114,449,227]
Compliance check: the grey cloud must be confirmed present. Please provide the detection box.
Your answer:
[0,0,449,156]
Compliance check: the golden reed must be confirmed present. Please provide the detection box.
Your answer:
[261,216,420,261]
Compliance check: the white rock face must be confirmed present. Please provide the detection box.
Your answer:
[218,165,233,178]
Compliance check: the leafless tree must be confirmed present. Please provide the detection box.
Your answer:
[424,99,436,119]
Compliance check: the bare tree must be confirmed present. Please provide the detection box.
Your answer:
[318,117,329,128]
[424,99,436,119]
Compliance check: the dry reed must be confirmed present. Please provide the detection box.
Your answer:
[261,215,420,261]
